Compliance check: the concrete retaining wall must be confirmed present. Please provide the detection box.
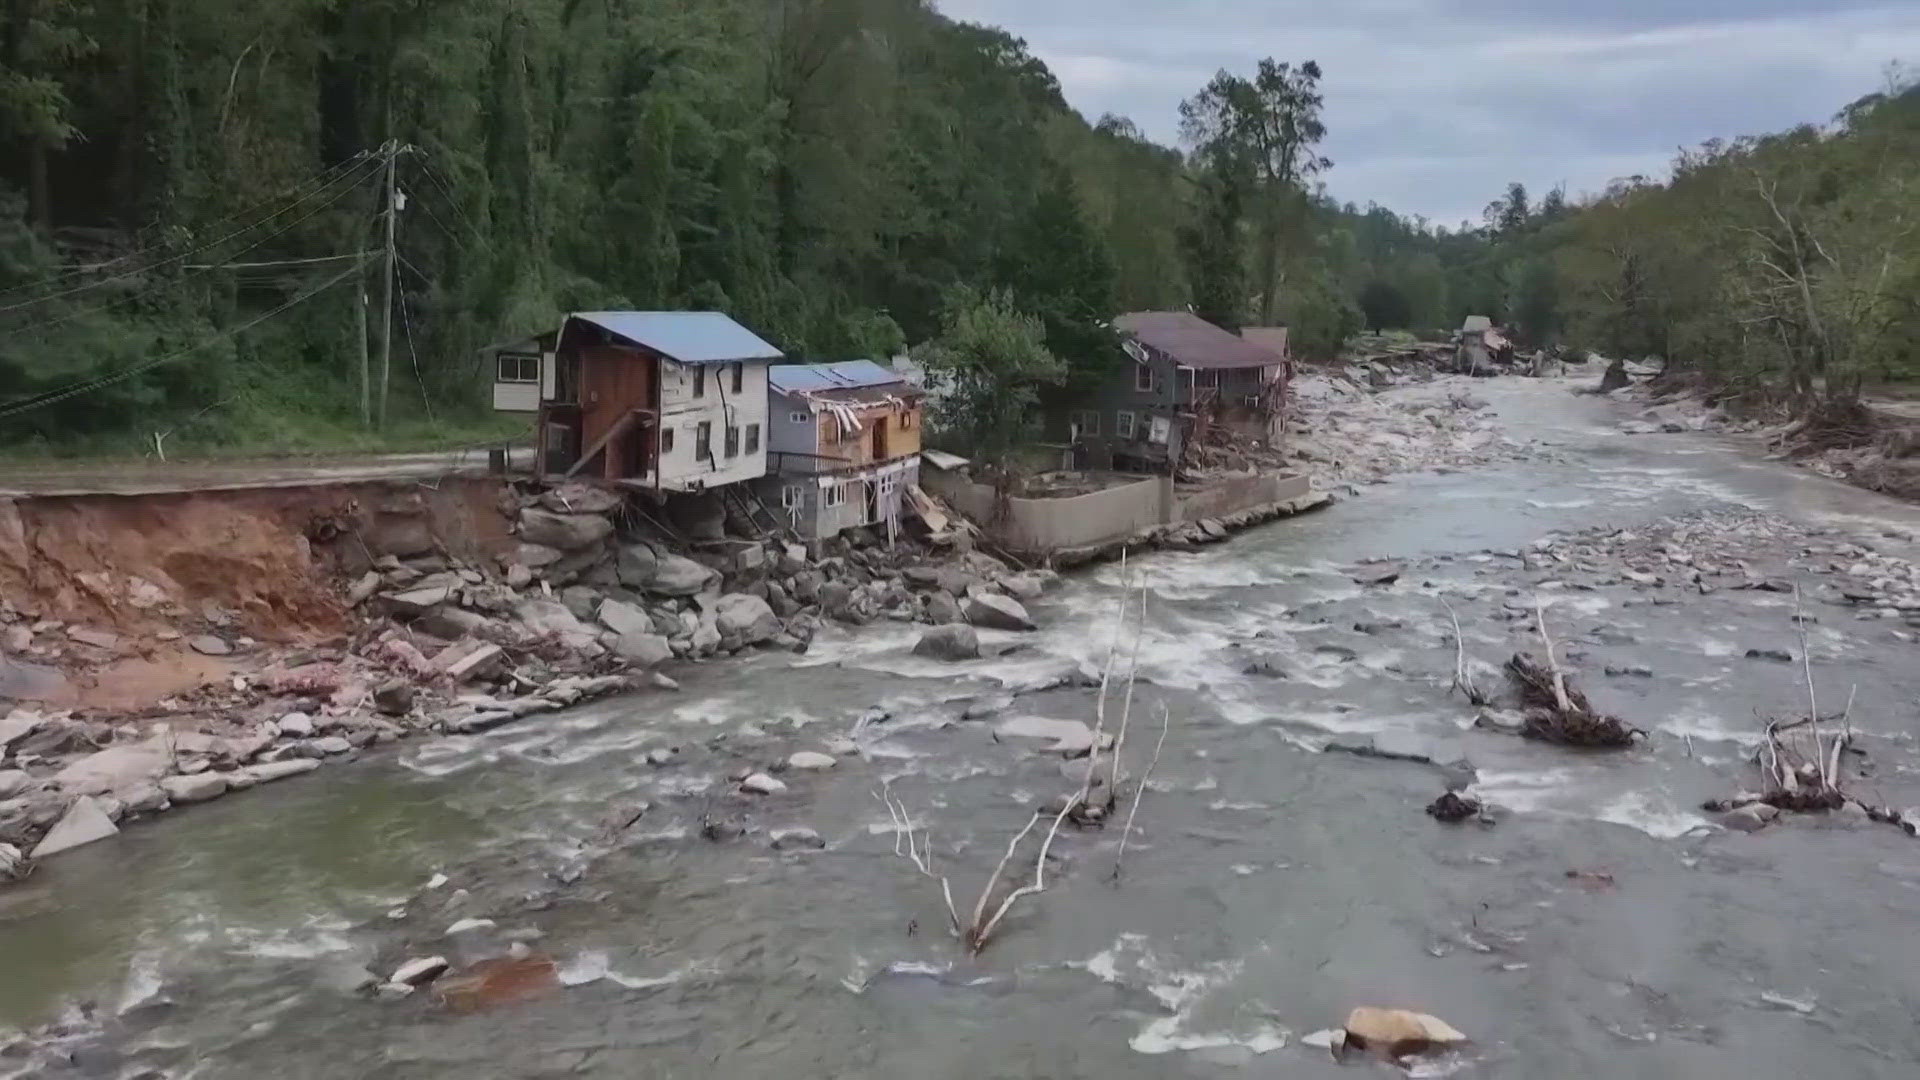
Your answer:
[924,467,1310,554]
[923,474,1167,552]
[1171,471,1311,523]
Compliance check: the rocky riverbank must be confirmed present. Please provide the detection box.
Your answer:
[0,480,1066,874]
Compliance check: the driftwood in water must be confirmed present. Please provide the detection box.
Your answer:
[1504,653,1642,748]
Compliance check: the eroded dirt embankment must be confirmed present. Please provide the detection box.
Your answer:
[0,479,516,709]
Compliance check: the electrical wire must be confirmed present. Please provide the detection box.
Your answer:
[410,155,484,240]
[0,262,360,419]
[398,286,434,423]
[5,165,382,340]
[0,150,376,302]
[0,149,387,315]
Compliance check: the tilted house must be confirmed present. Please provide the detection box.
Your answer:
[757,361,924,540]
[1052,311,1289,472]
[534,311,781,492]
[1457,315,1510,371]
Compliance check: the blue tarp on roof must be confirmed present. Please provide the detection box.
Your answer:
[568,311,784,365]
[768,360,905,395]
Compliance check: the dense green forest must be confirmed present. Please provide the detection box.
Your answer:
[0,0,1914,455]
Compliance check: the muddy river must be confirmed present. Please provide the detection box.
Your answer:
[6,379,1920,1078]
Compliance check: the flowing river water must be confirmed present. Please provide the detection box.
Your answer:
[7,379,1920,1078]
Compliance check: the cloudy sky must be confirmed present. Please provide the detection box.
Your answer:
[936,1,1920,227]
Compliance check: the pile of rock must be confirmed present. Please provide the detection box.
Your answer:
[1285,373,1524,487]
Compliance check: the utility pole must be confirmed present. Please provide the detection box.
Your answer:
[356,247,371,427]
[376,139,398,430]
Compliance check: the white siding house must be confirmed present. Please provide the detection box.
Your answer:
[653,356,772,492]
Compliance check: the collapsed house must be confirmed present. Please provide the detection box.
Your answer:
[1049,311,1289,475]
[757,360,925,541]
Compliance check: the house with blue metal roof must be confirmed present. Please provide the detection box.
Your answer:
[758,360,925,540]
[532,311,783,494]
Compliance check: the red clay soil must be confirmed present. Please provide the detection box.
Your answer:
[0,477,517,712]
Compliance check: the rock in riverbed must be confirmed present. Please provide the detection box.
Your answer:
[390,956,450,987]
[740,773,788,795]
[787,752,837,771]
[29,796,118,859]
[913,624,980,661]
[161,773,229,804]
[1343,1007,1467,1058]
[965,594,1035,631]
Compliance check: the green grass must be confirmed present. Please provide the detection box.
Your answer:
[0,408,530,464]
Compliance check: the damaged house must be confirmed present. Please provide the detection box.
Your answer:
[1456,315,1511,372]
[533,311,782,492]
[757,361,924,540]
[1052,311,1289,473]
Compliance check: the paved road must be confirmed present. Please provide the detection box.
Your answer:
[0,447,535,497]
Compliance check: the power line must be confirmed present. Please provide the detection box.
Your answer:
[0,150,387,316]
[0,262,361,419]
[183,251,376,271]
[0,151,377,302]
[410,155,483,240]
[6,168,383,340]
[398,286,434,423]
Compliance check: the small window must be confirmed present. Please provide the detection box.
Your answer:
[781,484,803,510]
[790,410,810,424]
[1134,362,1153,393]
[1115,410,1137,439]
[746,423,761,453]
[693,367,706,399]
[661,427,675,455]
[1071,410,1100,438]
[696,421,712,461]
[497,354,538,383]
[900,410,915,430]
[731,362,745,394]
[724,424,740,458]
[823,482,846,508]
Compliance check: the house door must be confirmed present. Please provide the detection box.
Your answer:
[871,416,888,461]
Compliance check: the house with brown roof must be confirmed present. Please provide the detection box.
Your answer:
[1050,311,1289,473]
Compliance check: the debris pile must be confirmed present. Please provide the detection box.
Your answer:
[1284,371,1530,487]
[1504,653,1642,748]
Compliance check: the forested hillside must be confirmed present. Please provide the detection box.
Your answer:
[0,0,1194,452]
[1,0,1913,455]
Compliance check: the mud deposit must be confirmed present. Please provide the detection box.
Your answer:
[6,379,1920,1079]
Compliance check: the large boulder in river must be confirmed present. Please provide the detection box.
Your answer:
[646,554,720,598]
[965,593,1035,631]
[925,591,963,625]
[513,599,603,654]
[518,509,614,552]
[913,624,980,661]
[615,543,659,587]
[53,742,171,796]
[715,594,779,644]
[537,483,623,515]
[612,632,672,668]
[597,598,655,638]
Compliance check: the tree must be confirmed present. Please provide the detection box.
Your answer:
[1179,58,1330,325]
[996,166,1122,392]
[914,287,1063,477]
[1357,279,1410,332]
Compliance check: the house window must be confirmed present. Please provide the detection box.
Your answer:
[696,421,712,461]
[900,410,915,430]
[496,354,538,383]
[731,362,745,394]
[790,410,810,424]
[746,423,761,453]
[725,424,740,458]
[1070,410,1100,438]
[661,428,675,455]
[1134,362,1153,393]
[1115,410,1137,439]
[823,482,846,508]
[693,366,706,398]
[782,484,803,510]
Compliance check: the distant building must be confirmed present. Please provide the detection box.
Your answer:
[1457,315,1510,371]
[1049,311,1288,473]
[757,361,924,540]
[533,311,782,492]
